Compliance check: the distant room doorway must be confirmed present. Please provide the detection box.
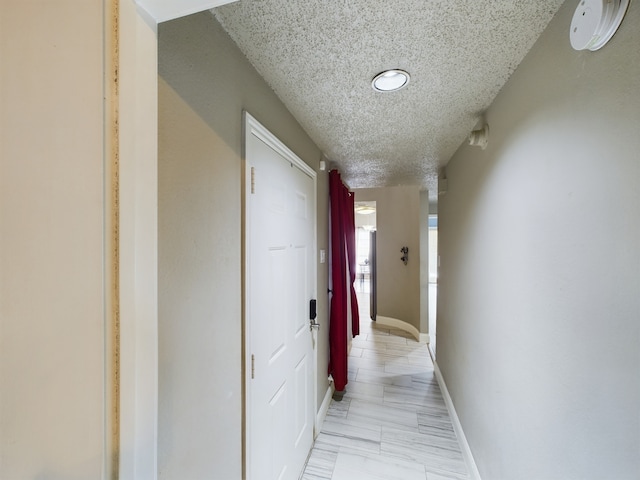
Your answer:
[428,214,438,354]
[354,202,376,319]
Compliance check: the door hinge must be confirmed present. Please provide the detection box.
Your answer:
[251,354,255,379]
[250,167,256,194]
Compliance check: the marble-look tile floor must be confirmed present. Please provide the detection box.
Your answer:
[301,316,469,480]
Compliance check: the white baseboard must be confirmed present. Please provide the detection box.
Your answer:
[427,340,436,359]
[433,361,482,480]
[315,381,335,438]
[375,315,429,344]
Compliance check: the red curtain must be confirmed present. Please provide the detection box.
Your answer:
[328,170,359,392]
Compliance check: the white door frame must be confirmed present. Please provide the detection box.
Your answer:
[243,112,317,479]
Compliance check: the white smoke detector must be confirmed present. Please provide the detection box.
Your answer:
[570,0,630,51]
[468,124,489,150]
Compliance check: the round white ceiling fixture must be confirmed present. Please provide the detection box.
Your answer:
[372,69,410,92]
[570,0,630,51]
[355,205,376,215]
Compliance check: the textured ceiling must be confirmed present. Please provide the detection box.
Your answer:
[212,0,564,196]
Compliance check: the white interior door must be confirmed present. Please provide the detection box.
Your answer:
[245,113,316,480]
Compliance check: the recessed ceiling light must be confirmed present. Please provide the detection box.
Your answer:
[372,69,410,92]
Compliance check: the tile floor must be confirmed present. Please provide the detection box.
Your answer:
[301,295,468,480]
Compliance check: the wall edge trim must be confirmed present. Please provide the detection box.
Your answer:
[315,381,335,438]
[432,360,482,480]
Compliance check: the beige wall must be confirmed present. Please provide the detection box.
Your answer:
[158,12,329,479]
[354,187,421,331]
[0,1,107,478]
[437,2,640,478]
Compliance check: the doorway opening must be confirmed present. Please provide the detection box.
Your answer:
[428,214,438,355]
[354,201,376,321]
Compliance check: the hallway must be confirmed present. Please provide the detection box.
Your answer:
[302,297,469,480]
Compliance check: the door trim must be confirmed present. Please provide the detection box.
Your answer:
[242,111,317,479]
[244,113,316,178]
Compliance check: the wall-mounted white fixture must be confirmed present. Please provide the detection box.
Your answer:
[468,124,489,150]
[570,0,630,51]
[319,160,327,171]
[372,70,410,92]
[438,178,448,196]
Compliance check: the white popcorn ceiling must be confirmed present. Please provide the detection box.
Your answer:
[213,0,564,196]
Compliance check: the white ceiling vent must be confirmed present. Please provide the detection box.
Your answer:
[570,0,630,51]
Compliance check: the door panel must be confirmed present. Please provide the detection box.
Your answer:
[269,382,287,480]
[245,114,316,480]
[293,355,309,447]
[293,246,308,335]
[268,247,287,362]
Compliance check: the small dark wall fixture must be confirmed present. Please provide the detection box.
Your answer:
[400,246,409,265]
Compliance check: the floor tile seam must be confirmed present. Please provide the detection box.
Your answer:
[416,422,457,432]
[382,393,449,405]
[417,428,457,438]
[379,449,467,471]
[360,354,409,362]
[313,442,381,460]
[341,395,385,405]
[320,418,383,439]
[384,371,435,377]
[380,393,449,409]
[357,372,418,383]
[384,384,442,394]
[416,421,457,430]
[349,341,383,350]
[391,363,434,370]
[409,384,442,391]
[341,415,421,432]
[366,336,410,345]
[384,385,443,395]
[308,444,338,480]
[317,432,382,452]
[348,398,419,418]
[354,372,412,383]
[331,440,382,458]
[342,401,422,428]
[423,466,470,480]
[389,363,434,370]
[377,446,469,477]
[381,401,450,415]
[390,392,450,404]
[415,415,457,426]
[383,342,429,350]
[341,382,385,394]
[404,388,444,396]
[379,432,466,456]
[334,446,432,476]
[351,378,413,389]
[415,430,460,443]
